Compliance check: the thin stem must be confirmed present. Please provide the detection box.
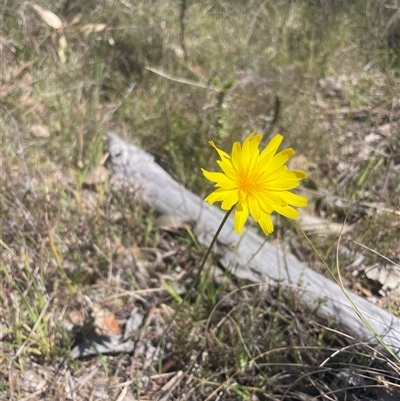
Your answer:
[197,209,232,279]
[194,209,233,308]
[179,0,187,60]
[151,208,233,358]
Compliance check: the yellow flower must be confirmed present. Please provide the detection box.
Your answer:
[202,132,308,236]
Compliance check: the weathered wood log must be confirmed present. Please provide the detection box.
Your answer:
[106,132,400,355]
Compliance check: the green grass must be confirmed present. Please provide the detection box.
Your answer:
[1,0,400,399]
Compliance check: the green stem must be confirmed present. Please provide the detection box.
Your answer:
[195,208,232,305]
[179,0,187,60]
[199,209,232,276]
[152,208,233,356]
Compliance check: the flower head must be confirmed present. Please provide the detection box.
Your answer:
[202,132,308,236]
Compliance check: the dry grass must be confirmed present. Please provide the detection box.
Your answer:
[1,0,400,399]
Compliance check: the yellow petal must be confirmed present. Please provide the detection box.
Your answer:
[242,132,261,161]
[279,191,308,207]
[248,196,261,221]
[202,169,237,189]
[247,138,262,175]
[292,170,307,180]
[248,132,262,155]
[265,148,295,173]
[273,204,300,220]
[234,201,249,234]
[202,169,225,183]
[217,177,239,189]
[258,213,274,235]
[261,165,288,182]
[258,134,283,168]
[217,159,237,178]
[256,194,274,213]
[209,141,231,161]
[205,188,230,204]
[221,189,239,210]
[257,190,288,207]
[264,173,301,190]
[231,141,243,174]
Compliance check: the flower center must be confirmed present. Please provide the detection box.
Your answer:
[238,172,259,194]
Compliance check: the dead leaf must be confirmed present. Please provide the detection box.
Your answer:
[81,23,107,37]
[30,124,50,138]
[31,4,63,30]
[64,310,86,331]
[376,123,392,137]
[13,59,36,79]
[84,165,110,186]
[58,35,67,64]
[0,59,36,96]
[0,35,17,64]
[70,13,83,26]
[79,189,98,211]
[364,132,381,144]
[93,308,121,336]
[353,282,373,298]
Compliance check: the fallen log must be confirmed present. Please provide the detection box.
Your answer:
[106,132,400,355]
